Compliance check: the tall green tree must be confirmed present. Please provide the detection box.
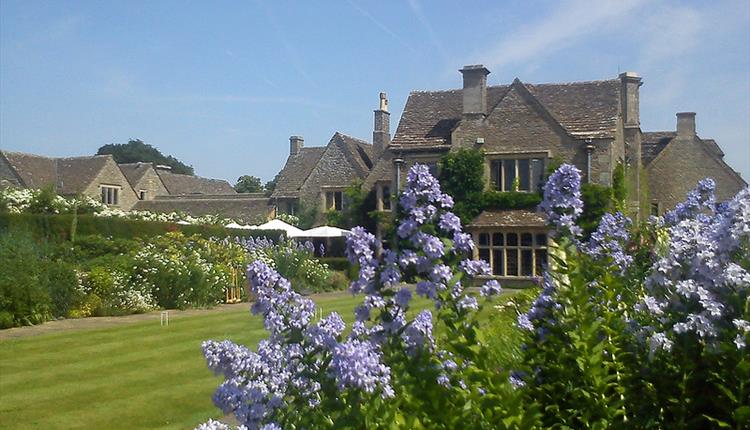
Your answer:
[234,175,264,193]
[97,139,194,175]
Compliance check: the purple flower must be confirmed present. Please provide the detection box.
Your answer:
[479,280,502,297]
[664,178,716,225]
[402,310,434,354]
[330,339,394,398]
[439,212,462,233]
[395,287,412,308]
[460,259,491,277]
[539,164,583,237]
[585,212,633,272]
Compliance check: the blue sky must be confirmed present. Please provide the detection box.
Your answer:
[1,0,748,183]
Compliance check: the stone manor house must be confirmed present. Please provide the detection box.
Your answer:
[2,65,746,281]
[273,65,746,280]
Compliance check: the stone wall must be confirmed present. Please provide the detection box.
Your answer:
[84,159,139,210]
[299,139,362,215]
[0,154,22,188]
[647,137,746,212]
[134,167,169,200]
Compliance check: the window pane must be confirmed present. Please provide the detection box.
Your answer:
[531,159,544,193]
[335,192,343,211]
[518,159,530,191]
[521,233,533,246]
[507,232,518,246]
[503,159,515,191]
[101,188,107,203]
[479,233,489,246]
[536,233,547,246]
[326,192,333,209]
[427,162,439,177]
[492,249,504,276]
[490,161,500,190]
[113,188,118,205]
[522,250,533,276]
[506,249,518,276]
[479,248,490,264]
[492,232,503,247]
[383,186,391,210]
[535,249,548,276]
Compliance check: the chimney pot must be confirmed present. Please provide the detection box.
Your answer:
[676,112,696,138]
[290,135,304,155]
[460,65,490,116]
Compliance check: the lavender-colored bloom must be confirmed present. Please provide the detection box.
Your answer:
[460,259,491,277]
[402,310,434,354]
[414,232,445,259]
[429,264,453,283]
[260,424,282,430]
[305,312,345,349]
[517,313,534,331]
[585,212,633,271]
[664,178,716,225]
[648,332,674,357]
[194,419,233,430]
[330,339,394,398]
[318,243,325,257]
[453,232,474,253]
[437,374,451,387]
[539,164,583,237]
[398,250,419,268]
[416,280,439,299]
[395,287,412,308]
[439,212,462,233]
[458,296,478,311]
[509,371,526,389]
[480,279,502,297]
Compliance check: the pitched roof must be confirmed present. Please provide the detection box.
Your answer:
[56,155,110,195]
[641,132,676,165]
[133,195,272,224]
[0,151,115,194]
[392,79,621,146]
[336,132,374,175]
[1,151,57,189]
[642,132,728,166]
[468,209,547,228]
[271,147,326,198]
[119,162,155,187]
[156,170,236,195]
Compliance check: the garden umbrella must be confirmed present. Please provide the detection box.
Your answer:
[252,219,305,238]
[299,225,350,238]
[225,222,253,229]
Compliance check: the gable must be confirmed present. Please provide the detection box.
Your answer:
[1,151,57,189]
[57,155,110,195]
[647,137,746,208]
[271,147,326,198]
[157,170,236,195]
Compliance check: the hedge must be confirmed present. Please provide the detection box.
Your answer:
[0,213,283,242]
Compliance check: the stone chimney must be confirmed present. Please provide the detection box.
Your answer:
[373,92,390,158]
[619,72,642,127]
[460,65,490,117]
[676,112,696,138]
[289,135,304,155]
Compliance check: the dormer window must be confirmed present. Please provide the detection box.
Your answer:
[490,158,545,192]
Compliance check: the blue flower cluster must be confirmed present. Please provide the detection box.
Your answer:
[638,182,749,353]
[539,164,583,237]
[199,163,510,429]
[585,212,633,272]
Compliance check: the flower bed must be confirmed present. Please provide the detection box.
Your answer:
[197,164,749,429]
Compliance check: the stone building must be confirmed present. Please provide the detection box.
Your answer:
[271,131,375,221]
[0,151,139,209]
[364,65,746,281]
[0,150,273,222]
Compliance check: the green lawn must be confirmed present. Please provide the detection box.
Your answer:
[0,290,522,430]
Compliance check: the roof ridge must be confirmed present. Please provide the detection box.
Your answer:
[408,78,619,95]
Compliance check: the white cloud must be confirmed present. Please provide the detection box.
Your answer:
[472,0,649,72]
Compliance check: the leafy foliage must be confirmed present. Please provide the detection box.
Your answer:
[234,175,264,193]
[97,139,194,175]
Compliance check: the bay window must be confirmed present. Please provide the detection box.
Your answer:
[477,230,547,277]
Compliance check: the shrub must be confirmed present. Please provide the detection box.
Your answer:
[0,230,52,327]
[43,261,83,318]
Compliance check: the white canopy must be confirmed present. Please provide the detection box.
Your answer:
[299,225,351,238]
[225,222,253,230]
[175,220,191,225]
[252,219,305,237]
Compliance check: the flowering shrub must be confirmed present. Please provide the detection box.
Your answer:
[198,164,522,429]
[274,213,300,226]
[199,163,749,429]
[237,236,334,293]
